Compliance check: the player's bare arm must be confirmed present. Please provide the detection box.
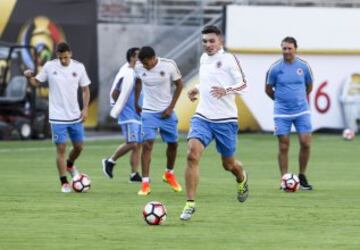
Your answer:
[265,84,275,100]
[187,87,199,102]
[111,88,120,101]
[162,78,183,118]
[24,69,40,87]
[134,78,142,113]
[81,86,90,121]
[306,83,313,95]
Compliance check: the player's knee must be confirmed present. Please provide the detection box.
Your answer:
[167,142,178,152]
[56,145,66,155]
[300,141,311,150]
[142,141,153,152]
[128,142,138,151]
[187,149,199,165]
[279,142,289,153]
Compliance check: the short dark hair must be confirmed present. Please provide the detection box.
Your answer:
[126,47,140,62]
[281,37,298,49]
[138,46,156,61]
[202,25,222,36]
[56,42,71,53]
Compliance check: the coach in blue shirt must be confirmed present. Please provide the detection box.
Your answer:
[265,37,313,190]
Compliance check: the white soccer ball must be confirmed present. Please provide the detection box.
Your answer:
[72,173,91,193]
[281,173,300,192]
[143,201,167,225]
[342,129,355,141]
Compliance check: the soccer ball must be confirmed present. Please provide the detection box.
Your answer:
[143,201,167,225]
[72,173,91,192]
[342,129,355,141]
[281,173,300,192]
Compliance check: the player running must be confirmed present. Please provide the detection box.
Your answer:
[134,46,183,195]
[102,47,142,183]
[24,42,91,193]
[180,26,249,221]
[265,37,313,190]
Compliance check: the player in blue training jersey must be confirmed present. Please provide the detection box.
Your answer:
[265,37,313,190]
[102,48,143,183]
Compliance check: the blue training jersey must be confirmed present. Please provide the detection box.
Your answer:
[266,57,313,116]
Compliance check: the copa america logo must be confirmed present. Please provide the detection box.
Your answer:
[17,16,66,71]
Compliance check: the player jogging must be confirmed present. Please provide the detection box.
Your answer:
[134,46,183,196]
[265,36,313,190]
[180,26,249,221]
[24,42,91,193]
[102,47,142,183]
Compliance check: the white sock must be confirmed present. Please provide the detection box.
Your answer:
[108,158,116,164]
[166,168,174,174]
[142,177,150,183]
[130,172,137,178]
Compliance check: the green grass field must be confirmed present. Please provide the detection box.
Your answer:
[0,134,359,250]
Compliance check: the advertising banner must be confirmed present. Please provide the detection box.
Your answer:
[0,0,98,128]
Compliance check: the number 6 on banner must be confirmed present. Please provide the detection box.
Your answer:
[314,81,331,114]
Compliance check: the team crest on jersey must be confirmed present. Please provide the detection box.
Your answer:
[216,61,222,68]
[142,72,146,77]
[296,68,304,76]
[53,71,57,75]
[160,71,165,77]
[72,72,77,77]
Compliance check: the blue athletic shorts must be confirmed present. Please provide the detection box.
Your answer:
[51,122,84,144]
[274,114,312,136]
[121,123,143,143]
[142,111,178,143]
[187,117,238,157]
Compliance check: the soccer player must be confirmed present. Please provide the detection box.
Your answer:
[101,47,142,182]
[179,26,249,221]
[134,46,183,195]
[24,42,91,193]
[265,37,313,190]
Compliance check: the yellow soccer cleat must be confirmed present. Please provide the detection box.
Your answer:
[179,201,196,221]
[237,171,249,202]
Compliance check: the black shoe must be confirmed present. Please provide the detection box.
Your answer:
[102,158,115,178]
[129,172,142,183]
[299,174,313,190]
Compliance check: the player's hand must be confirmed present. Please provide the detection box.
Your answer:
[81,108,88,122]
[210,86,226,99]
[135,104,142,114]
[161,106,173,119]
[23,69,34,78]
[187,88,199,102]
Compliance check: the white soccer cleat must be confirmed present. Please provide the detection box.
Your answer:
[61,183,72,193]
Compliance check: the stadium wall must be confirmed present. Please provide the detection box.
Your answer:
[97,24,197,126]
[224,5,360,132]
